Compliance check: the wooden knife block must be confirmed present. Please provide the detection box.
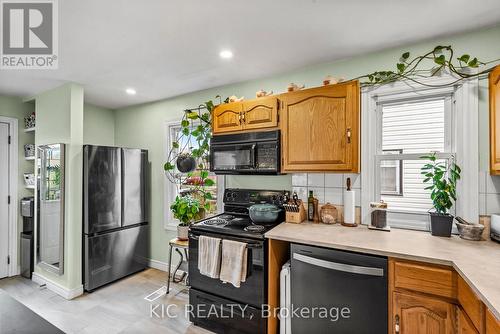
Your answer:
[286,201,307,224]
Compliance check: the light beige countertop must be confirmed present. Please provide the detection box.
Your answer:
[265,222,500,319]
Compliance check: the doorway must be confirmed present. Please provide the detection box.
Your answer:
[0,117,18,279]
[0,122,10,278]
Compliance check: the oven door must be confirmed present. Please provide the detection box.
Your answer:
[188,231,266,308]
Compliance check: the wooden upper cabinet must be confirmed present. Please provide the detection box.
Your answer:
[212,102,242,134]
[490,65,500,174]
[242,96,278,131]
[280,81,360,173]
[393,292,456,334]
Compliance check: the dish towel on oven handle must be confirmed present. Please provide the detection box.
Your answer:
[219,239,248,288]
[198,235,222,278]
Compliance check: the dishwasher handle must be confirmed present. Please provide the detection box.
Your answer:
[293,253,385,277]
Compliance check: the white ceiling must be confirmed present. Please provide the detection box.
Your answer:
[1,0,500,109]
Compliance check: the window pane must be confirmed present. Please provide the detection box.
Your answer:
[381,150,402,195]
[381,162,399,194]
[168,124,219,219]
[380,159,448,213]
[382,99,445,154]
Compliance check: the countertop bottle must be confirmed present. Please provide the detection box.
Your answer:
[308,190,314,221]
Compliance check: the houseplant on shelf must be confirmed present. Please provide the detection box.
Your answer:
[170,195,202,241]
[421,153,461,237]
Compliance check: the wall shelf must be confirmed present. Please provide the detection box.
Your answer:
[25,156,35,161]
[24,127,35,133]
[25,185,35,190]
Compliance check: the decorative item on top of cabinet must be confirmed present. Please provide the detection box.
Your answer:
[323,75,345,86]
[256,89,273,98]
[212,96,279,134]
[392,291,457,334]
[287,83,305,92]
[228,95,244,102]
[280,80,360,173]
[490,65,500,175]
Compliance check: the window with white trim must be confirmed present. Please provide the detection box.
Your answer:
[164,121,224,230]
[378,97,452,213]
[362,77,479,231]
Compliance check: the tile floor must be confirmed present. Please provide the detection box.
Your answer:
[0,269,212,334]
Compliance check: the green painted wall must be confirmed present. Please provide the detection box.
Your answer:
[0,95,35,267]
[114,25,500,264]
[83,104,115,145]
[34,83,84,291]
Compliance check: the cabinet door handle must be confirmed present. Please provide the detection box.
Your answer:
[238,112,242,124]
[242,112,246,124]
[346,128,352,144]
[395,314,400,334]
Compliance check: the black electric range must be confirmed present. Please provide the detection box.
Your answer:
[190,188,288,240]
[188,188,288,334]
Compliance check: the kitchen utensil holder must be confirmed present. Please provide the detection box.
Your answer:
[286,201,306,224]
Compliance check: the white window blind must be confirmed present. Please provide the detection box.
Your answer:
[379,98,450,213]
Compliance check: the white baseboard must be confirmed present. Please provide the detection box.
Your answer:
[148,259,169,272]
[32,272,83,300]
[147,259,186,280]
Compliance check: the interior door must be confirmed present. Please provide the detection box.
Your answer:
[84,146,122,234]
[212,102,242,134]
[281,82,360,172]
[0,122,9,278]
[242,96,278,131]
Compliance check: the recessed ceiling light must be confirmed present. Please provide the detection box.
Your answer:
[125,88,136,95]
[219,50,233,59]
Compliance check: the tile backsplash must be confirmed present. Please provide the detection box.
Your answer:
[292,173,361,207]
[480,171,500,215]
[292,171,497,217]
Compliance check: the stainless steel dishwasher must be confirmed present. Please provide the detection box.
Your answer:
[290,243,388,333]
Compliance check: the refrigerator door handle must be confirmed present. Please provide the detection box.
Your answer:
[293,253,384,277]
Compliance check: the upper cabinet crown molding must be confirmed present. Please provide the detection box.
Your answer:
[490,65,500,175]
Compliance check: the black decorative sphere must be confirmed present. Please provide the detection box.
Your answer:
[176,154,196,173]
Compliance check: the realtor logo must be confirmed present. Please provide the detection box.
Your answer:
[1,0,58,69]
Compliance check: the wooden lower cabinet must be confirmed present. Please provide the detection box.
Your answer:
[487,309,500,334]
[457,308,479,334]
[392,292,456,334]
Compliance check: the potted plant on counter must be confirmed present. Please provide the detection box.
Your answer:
[170,195,201,241]
[421,152,461,237]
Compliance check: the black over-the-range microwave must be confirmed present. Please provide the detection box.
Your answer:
[209,130,281,175]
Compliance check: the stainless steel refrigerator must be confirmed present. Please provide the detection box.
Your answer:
[83,145,149,291]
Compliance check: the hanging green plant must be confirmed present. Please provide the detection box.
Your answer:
[352,45,499,87]
[164,95,227,211]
